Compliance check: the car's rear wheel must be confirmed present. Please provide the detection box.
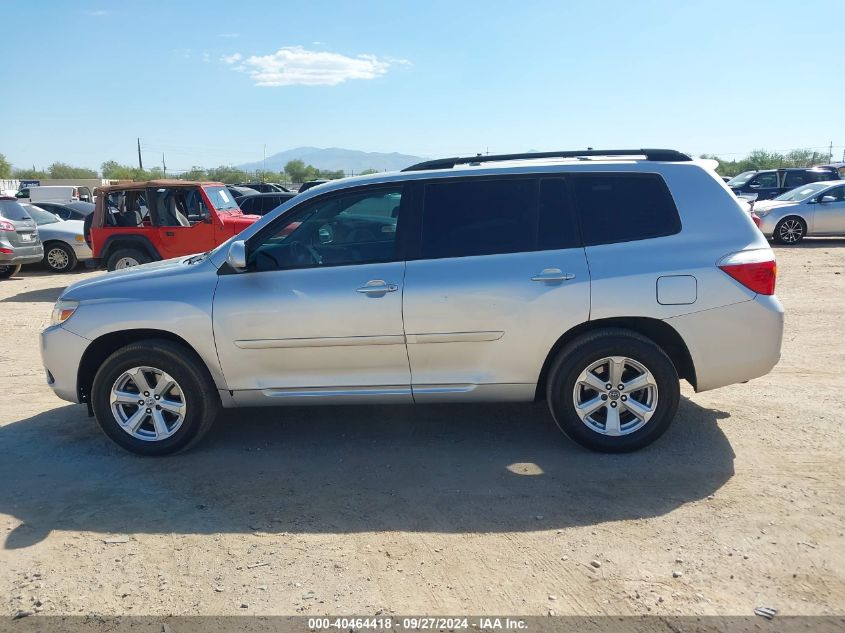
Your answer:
[43,242,77,273]
[91,340,219,455]
[773,216,806,245]
[546,329,680,453]
[0,264,22,279]
[107,248,151,271]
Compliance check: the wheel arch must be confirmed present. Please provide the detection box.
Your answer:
[534,316,697,401]
[100,234,161,263]
[77,329,219,408]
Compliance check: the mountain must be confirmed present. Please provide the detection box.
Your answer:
[237,146,425,174]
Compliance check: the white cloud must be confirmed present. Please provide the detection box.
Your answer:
[202,52,210,63]
[222,46,407,87]
[85,9,109,16]
[221,53,242,64]
[217,32,240,38]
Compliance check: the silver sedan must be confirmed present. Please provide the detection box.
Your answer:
[754,180,845,244]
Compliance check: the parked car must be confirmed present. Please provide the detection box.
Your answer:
[42,148,783,456]
[16,185,86,204]
[752,180,845,244]
[726,167,840,200]
[226,185,258,202]
[0,199,43,279]
[21,203,92,272]
[88,180,260,271]
[35,201,95,221]
[235,182,291,193]
[297,179,329,193]
[236,192,297,216]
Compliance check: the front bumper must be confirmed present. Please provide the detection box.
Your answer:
[40,325,90,403]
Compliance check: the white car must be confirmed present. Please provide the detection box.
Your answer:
[22,203,92,272]
[753,180,845,244]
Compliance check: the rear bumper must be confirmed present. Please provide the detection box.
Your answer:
[666,295,784,392]
[40,325,90,403]
[0,246,44,265]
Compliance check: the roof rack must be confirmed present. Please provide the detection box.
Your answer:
[402,148,692,172]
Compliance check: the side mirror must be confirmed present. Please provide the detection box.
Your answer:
[748,183,761,188]
[227,240,247,271]
[819,195,836,204]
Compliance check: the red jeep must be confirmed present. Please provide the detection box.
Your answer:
[88,180,259,270]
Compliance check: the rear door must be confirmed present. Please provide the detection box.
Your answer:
[402,176,590,402]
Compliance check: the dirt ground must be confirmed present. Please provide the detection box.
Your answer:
[1,241,843,619]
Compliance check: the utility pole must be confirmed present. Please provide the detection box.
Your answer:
[829,141,833,163]
[162,153,166,177]
[137,138,143,170]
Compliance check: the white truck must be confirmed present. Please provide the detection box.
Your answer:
[16,185,87,204]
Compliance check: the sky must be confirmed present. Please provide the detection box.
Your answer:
[2,0,844,173]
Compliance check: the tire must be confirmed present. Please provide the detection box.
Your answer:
[106,248,151,271]
[772,216,806,245]
[0,264,22,279]
[91,339,220,455]
[546,328,680,453]
[43,242,77,273]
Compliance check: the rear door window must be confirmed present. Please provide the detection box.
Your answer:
[420,178,536,259]
[573,173,681,246]
[783,172,809,188]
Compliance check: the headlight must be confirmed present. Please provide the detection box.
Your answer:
[75,235,85,243]
[51,299,79,325]
[754,208,771,217]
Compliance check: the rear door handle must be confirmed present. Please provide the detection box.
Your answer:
[356,280,399,295]
[531,268,575,282]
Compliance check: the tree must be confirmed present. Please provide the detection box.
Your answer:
[101,160,165,181]
[700,147,828,177]
[359,168,380,176]
[48,162,97,179]
[205,165,249,184]
[0,153,11,179]
[180,166,208,181]
[283,159,312,183]
[13,167,48,179]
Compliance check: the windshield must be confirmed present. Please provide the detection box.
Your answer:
[726,171,757,187]
[774,182,829,202]
[23,204,60,225]
[0,200,32,220]
[204,186,239,212]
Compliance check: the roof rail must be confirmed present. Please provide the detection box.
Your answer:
[402,148,692,172]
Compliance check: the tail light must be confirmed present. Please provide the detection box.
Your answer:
[0,220,14,232]
[0,247,12,254]
[718,249,777,295]
[750,212,762,228]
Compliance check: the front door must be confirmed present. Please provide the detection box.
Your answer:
[213,184,412,404]
[747,172,780,200]
[402,177,590,402]
[150,187,216,259]
[812,184,845,234]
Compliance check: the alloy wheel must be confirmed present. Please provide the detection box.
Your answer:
[778,218,804,243]
[572,356,659,436]
[109,366,187,441]
[47,247,69,271]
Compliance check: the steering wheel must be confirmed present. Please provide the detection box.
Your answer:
[289,240,323,265]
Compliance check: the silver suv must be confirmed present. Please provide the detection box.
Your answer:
[1,199,44,278]
[41,149,783,455]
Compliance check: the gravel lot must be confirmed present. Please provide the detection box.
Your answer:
[1,242,843,618]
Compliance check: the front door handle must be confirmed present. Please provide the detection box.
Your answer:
[531,268,575,283]
[356,280,399,295]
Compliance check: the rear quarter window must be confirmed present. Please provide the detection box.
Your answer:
[573,173,681,246]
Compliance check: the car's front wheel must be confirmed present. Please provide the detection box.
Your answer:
[546,329,680,452]
[0,264,21,279]
[773,216,806,245]
[43,242,78,273]
[91,340,219,455]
